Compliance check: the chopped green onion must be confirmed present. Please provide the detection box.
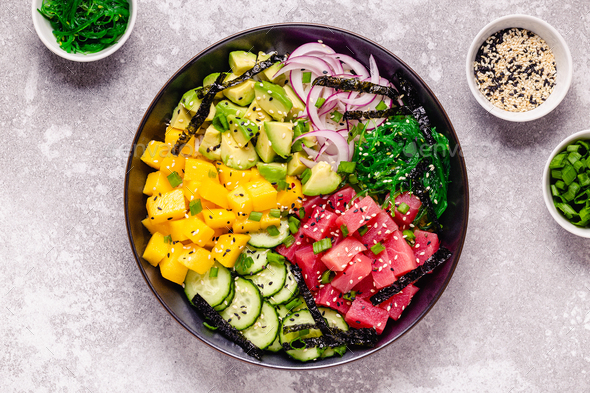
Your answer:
[283,235,295,247]
[551,169,563,180]
[209,266,218,277]
[270,209,281,218]
[312,238,332,254]
[249,212,263,222]
[358,225,369,236]
[315,97,326,108]
[208,169,217,178]
[277,180,289,191]
[551,185,560,197]
[337,161,356,174]
[397,202,410,214]
[549,153,567,169]
[167,171,183,188]
[555,180,566,190]
[568,152,582,165]
[203,321,218,330]
[375,100,388,111]
[288,216,301,234]
[562,182,581,202]
[555,202,577,219]
[370,242,386,255]
[285,298,302,311]
[343,291,357,301]
[348,173,359,184]
[562,166,577,185]
[298,207,305,219]
[163,235,172,244]
[330,111,343,123]
[340,224,349,237]
[403,229,415,241]
[302,72,312,84]
[267,252,285,264]
[567,144,581,152]
[320,270,335,284]
[267,225,280,236]
[574,160,586,173]
[301,168,312,185]
[333,346,346,357]
[578,173,590,188]
[189,199,203,216]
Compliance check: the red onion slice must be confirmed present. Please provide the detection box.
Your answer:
[293,130,349,163]
[289,42,336,59]
[275,56,332,78]
[326,54,369,78]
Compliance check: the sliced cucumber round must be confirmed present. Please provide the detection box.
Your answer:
[319,307,349,332]
[266,335,283,352]
[214,280,235,312]
[288,346,324,362]
[248,219,290,248]
[234,248,269,276]
[267,264,299,305]
[321,345,346,359]
[248,261,287,298]
[242,301,280,349]
[279,309,322,345]
[220,277,262,330]
[184,262,232,308]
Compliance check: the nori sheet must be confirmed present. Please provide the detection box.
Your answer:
[191,293,264,360]
[369,246,452,305]
[393,71,435,145]
[282,323,318,335]
[312,76,401,101]
[343,107,399,121]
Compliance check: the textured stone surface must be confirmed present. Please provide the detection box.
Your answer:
[2,0,590,391]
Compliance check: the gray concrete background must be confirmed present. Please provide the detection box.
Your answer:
[1,0,589,391]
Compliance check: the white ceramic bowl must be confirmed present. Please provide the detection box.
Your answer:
[31,0,137,62]
[543,129,590,238]
[466,14,572,122]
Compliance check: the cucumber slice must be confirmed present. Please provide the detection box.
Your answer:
[248,261,287,297]
[248,219,290,248]
[242,301,280,349]
[184,262,232,308]
[279,309,322,345]
[266,335,283,352]
[220,277,262,330]
[288,346,324,362]
[234,248,269,276]
[321,345,346,359]
[213,280,235,312]
[267,263,299,305]
[319,307,349,332]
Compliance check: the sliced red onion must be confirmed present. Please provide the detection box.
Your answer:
[319,54,344,74]
[275,56,332,78]
[326,54,369,78]
[289,70,306,102]
[369,55,380,84]
[306,85,327,130]
[293,130,349,163]
[299,156,317,169]
[289,42,335,59]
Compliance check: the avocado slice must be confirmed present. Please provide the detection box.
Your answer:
[212,100,248,132]
[203,73,226,99]
[302,162,342,196]
[254,81,293,121]
[255,123,277,163]
[245,99,272,130]
[264,121,293,158]
[198,124,222,161]
[170,104,193,131]
[257,52,287,85]
[221,132,259,170]
[287,152,308,176]
[283,85,305,119]
[223,74,256,106]
[257,162,287,184]
[227,114,259,148]
[229,51,257,76]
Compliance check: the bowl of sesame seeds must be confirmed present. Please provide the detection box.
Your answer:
[466,14,572,122]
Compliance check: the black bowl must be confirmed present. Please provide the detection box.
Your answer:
[125,23,469,369]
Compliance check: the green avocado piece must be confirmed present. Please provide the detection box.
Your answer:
[229,51,257,76]
[170,104,192,131]
[264,121,294,158]
[227,114,259,148]
[283,85,305,119]
[287,152,308,176]
[198,124,222,161]
[203,73,226,99]
[255,123,277,163]
[212,100,247,132]
[244,99,272,130]
[220,132,258,170]
[180,89,216,120]
[223,74,256,106]
[254,81,293,121]
[257,162,287,184]
[302,162,342,196]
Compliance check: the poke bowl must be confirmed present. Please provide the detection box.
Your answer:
[124,23,469,369]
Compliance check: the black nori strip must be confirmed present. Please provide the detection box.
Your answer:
[312,76,401,101]
[343,107,400,121]
[282,323,318,334]
[393,71,435,145]
[282,337,330,351]
[340,328,378,347]
[369,246,452,306]
[172,72,226,155]
[191,294,263,360]
[407,159,441,232]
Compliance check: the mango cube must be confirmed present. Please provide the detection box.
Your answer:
[143,171,174,196]
[276,176,303,210]
[168,218,190,242]
[184,158,219,183]
[140,140,170,169]
[216,162,252,190]
[260,210,281,230]
[182,215,215,246]
[203,209,236,229]
[160,154,186,178]
[206,228,227,249]
[245,179,277,211]
[227,185,253,214]
[232,216,261,233]
[159,243,188,285]
[165,126,195,156]
[249,167,264,182]
[177,244,214,274]
[198,179,229,209]
[142,218,171,237]
[146,189,187,224]
[211,234,251,268]
[142,232,170,267]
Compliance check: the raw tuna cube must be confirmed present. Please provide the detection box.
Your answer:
[413,230,440,266]
[354,275,378,299]
[392,192,422,230]
[295,245,327,292]
[301,205,338,242]
[335,196,382,234]
[360,211,399,247]
[321,237,367,272]
[275,228,309,262]
[327,187,356,213]
[384,230,417,276]
[303,195,330,218]
[331,254,372,294]
[366,249,396,289]
[345,297,389,334]
[379,284,419,320]
[315,283,351,315]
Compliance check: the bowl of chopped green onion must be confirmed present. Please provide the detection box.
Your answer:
[32,0,137,62]
[543,129,590,238]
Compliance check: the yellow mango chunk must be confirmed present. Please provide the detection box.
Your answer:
[198,179,229,209]
[177,244,214,274]
[142,218,171,237]
[205,228,227,249]
[227,185,253,214]
[184,158,220,183]
[276,176,303,210]
[165,126,195,156]
[143,171,174,196]
[260,210,281,230]
[182,215,215,246]
[159,243,188,285]
[203,209,236,229]
[245,179,277,211]
[211,234,251,268]
[232,216,261,233]
[216,162,252,191]
[182,180,201,201]
[168,218,190,242]
[146,189,187,224]
[160,154,186,178]
[250,167,264,182]
[140,141,170,169]
[142,232,170,267]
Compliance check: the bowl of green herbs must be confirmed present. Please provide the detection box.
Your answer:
[32,0,137,62]
[543,129,590,238]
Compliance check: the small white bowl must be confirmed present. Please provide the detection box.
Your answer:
[543,129,590,238]
[466,14,572,122]
[31,0,137,62]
